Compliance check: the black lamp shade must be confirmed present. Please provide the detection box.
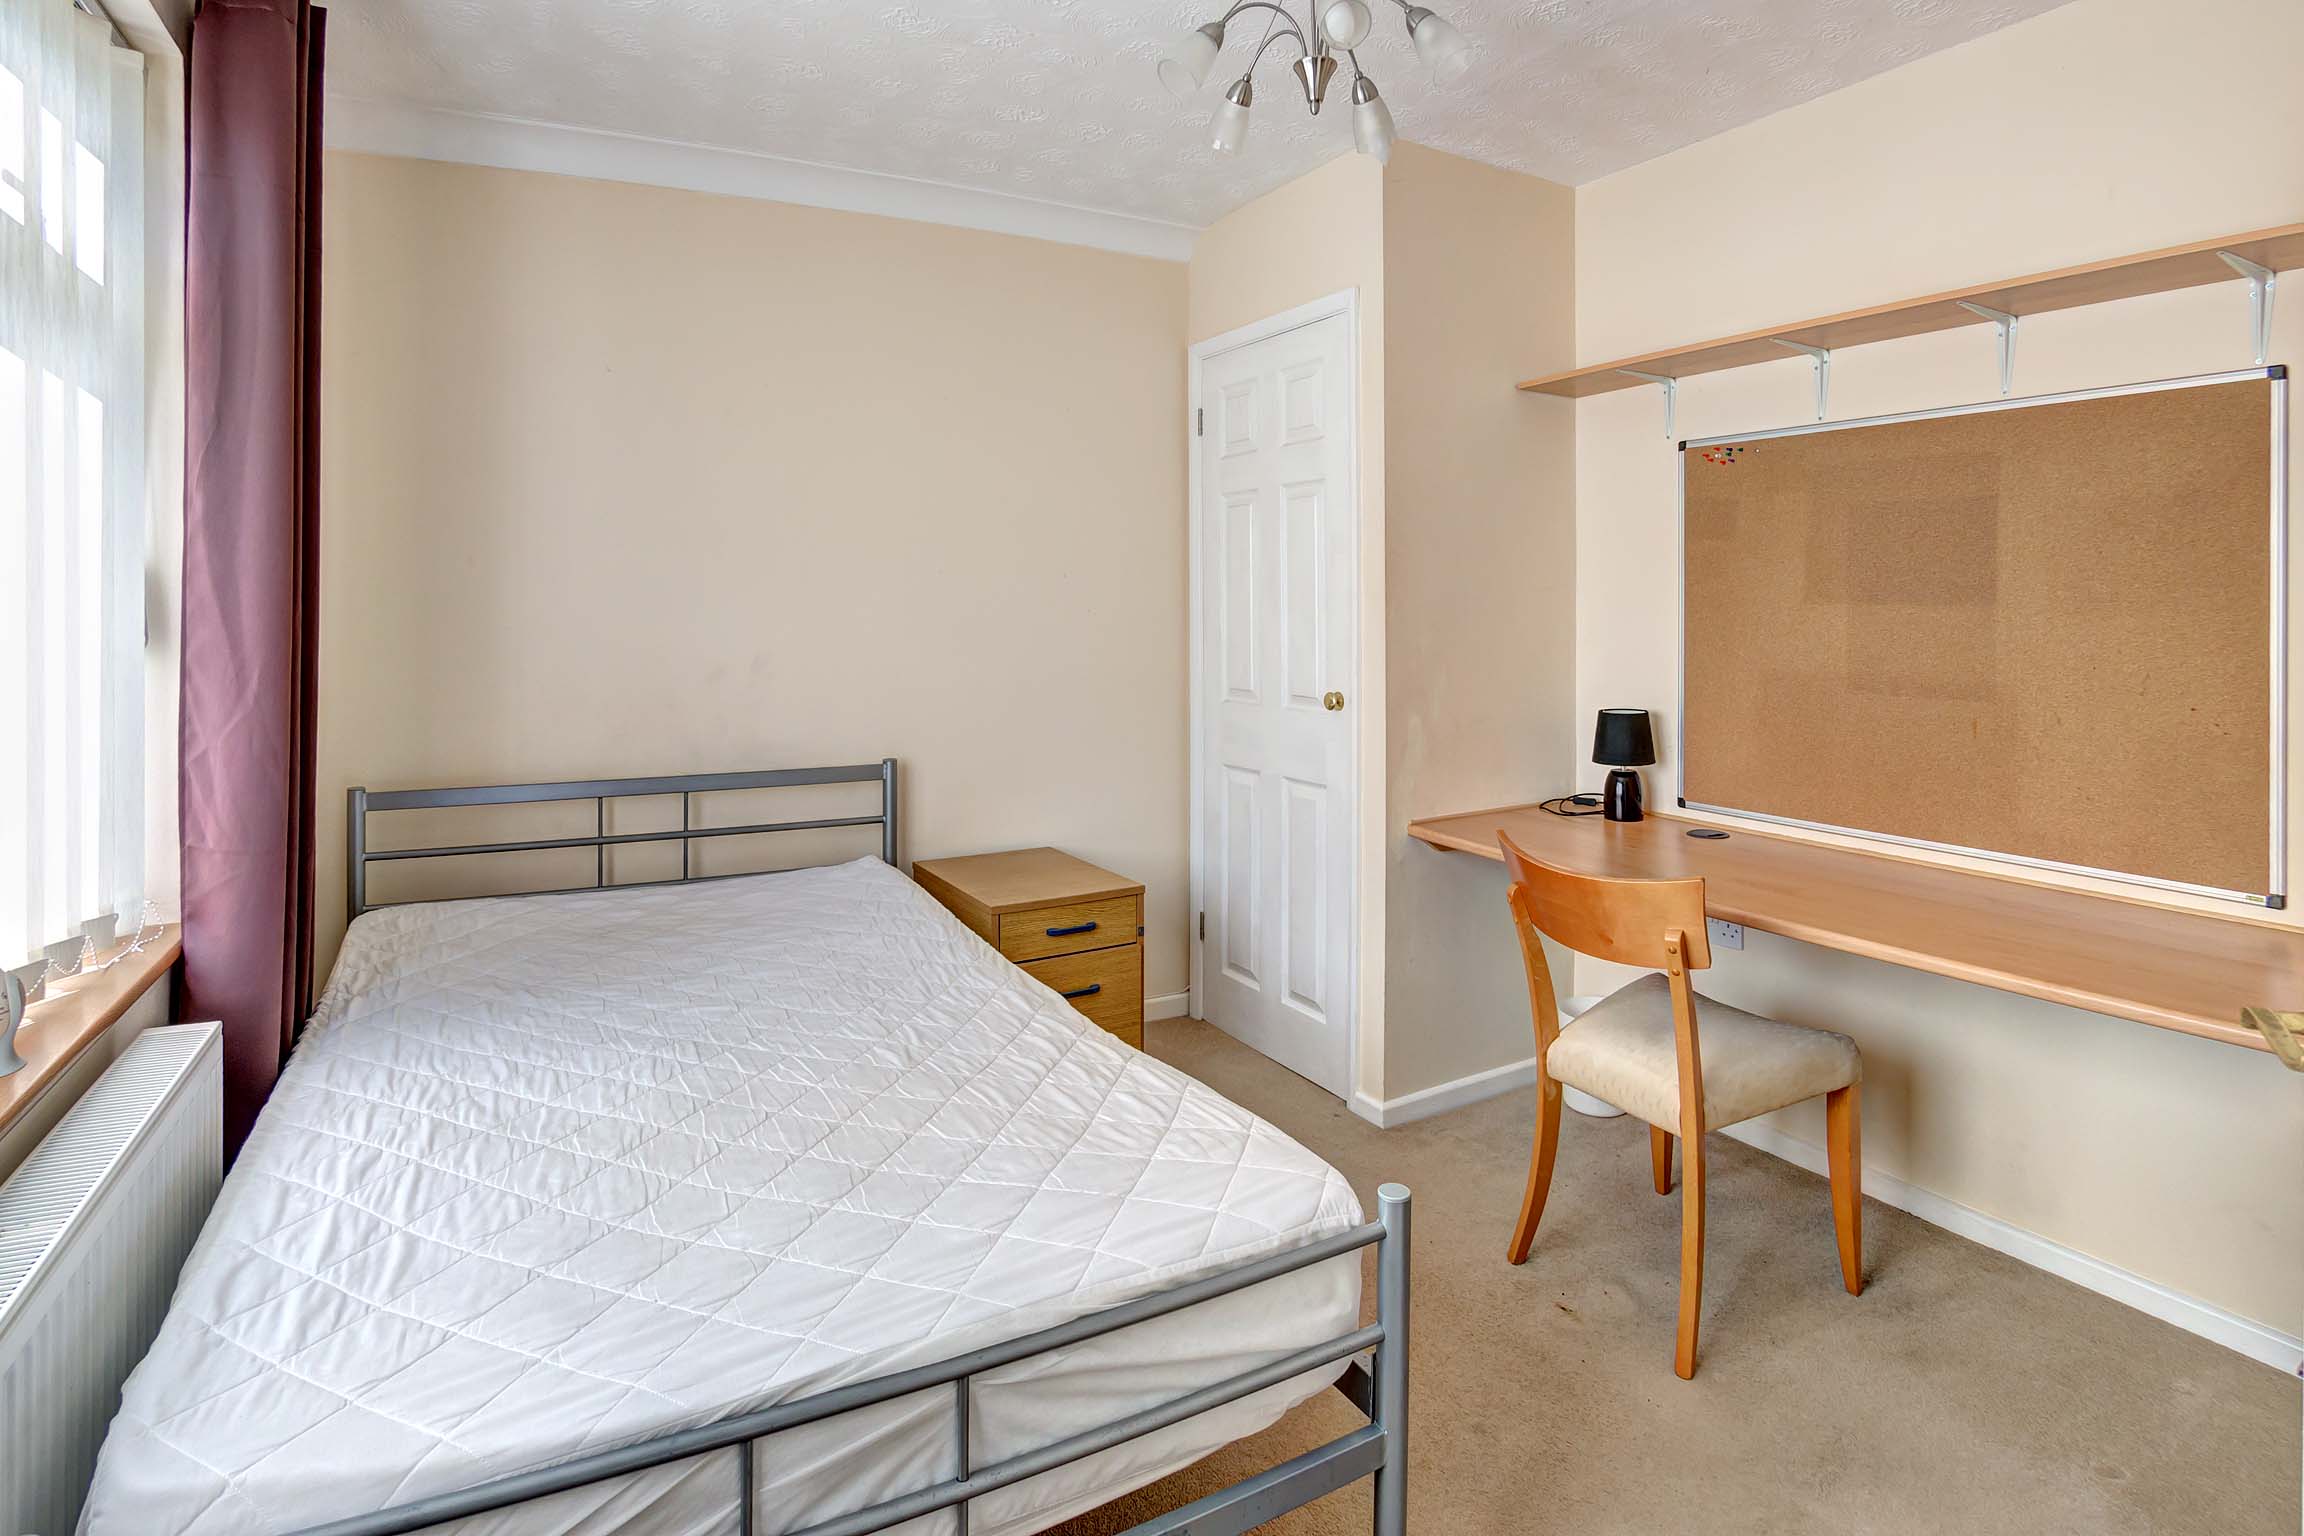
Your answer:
[1593,708,1656,768]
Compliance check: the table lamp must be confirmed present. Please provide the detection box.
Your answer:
[1593,708,1657,823]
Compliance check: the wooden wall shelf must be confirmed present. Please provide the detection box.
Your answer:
[1518,222,2304,399]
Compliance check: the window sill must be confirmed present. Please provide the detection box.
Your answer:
[0,926,182,1140]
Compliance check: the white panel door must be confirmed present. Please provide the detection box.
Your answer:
[1196,313,1354,1097]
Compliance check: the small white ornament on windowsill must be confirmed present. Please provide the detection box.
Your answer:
[1,971,27,1078]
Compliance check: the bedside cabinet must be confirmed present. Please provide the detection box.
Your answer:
[913,848,1145,1049]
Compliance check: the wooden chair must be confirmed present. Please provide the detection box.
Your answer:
[1498,830,1864,1379]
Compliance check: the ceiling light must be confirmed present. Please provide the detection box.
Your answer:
[1210,77,1255,154]
[1291,50,1338,112]
[1351,73,1394,163]
[1158,21,1227,99]
[1402,4,1471,82]
[1320,0,1372,49]
[1157,0,1470,162]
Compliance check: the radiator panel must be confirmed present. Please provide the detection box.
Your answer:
[0,1022,222,1536]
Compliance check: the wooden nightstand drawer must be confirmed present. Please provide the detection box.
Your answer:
[912,848,1149,1051]
[997,895,1140,963]
[1022,943,1142,1044]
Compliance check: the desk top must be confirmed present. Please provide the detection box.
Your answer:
[1407,806,2302,1055]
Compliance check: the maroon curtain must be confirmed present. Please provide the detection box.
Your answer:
[179,0,325,1155]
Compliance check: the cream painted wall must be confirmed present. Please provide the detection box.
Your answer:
[1183,146,1578,1110]
[1187,153,1392,1101]
[1380,144,1577,1100]
[1187,152,1384,345]
[317,153,1190,993]
[1573,0,2304,1334]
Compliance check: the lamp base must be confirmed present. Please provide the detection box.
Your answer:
[1603,767,1645,823]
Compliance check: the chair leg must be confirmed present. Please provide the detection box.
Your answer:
[1674,1134,1706,1380]
[1506,1076,1563,1265]
[1649,1126,1673,1194]
[1827,1084,1864,1297]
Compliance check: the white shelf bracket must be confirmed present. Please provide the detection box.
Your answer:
[1956,301,2020,395]
[1619,369,1677,438]
[2218,251,2276,364]
[1770,340,1832,420]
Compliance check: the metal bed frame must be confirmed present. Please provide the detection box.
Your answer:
[348,760,904,920]
[322,762,1411,1536]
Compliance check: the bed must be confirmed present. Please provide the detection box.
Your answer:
[79,762,1408,1536]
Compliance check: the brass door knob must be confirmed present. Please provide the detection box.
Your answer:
[1323,691,1346,712]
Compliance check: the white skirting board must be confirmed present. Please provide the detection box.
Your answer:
[1146,991,1191,1022]
[1350,1053,2304,1376]
[1722,1117,2304,1376]
[1349,1056,1539,1131]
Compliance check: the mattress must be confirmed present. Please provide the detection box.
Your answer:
[79,857,1363,1536]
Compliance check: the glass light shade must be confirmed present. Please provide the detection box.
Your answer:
[1209,79,1253,154]
[1158,22,1225,99]
[1408,7,1471,82]
[1320,0,1373,49]
[1351,78,1393,162]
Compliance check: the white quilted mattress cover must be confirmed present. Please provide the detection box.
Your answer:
[80,857,1364,1536]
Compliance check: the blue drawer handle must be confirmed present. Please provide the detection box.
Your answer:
[1062,983,1103,1000]
[1047,921,1099,937]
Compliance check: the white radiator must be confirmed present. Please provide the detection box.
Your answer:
[0,1023,222,1536]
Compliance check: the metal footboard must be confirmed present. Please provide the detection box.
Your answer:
[285,1184,1410,1536]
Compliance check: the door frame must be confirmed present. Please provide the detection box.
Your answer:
[1185,289,1362,1096]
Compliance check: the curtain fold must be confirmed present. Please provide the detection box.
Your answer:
[178,0,323,1154]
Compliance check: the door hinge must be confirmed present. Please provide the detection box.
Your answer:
[1198,910,1205,940]
[1196,408,1203,437]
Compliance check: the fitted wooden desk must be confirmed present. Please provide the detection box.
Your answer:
[1407,805,2304,1057]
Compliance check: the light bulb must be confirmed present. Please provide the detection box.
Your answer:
[1158,21,1226,100]
[1209,77,1253,154]
[1320,0,1373,50]
[1404,6,1471,82]
[1351,74,1394,162]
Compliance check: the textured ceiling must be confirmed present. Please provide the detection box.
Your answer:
[327,0,2072,229]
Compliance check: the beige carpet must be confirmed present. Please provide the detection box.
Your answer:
[1050,1019,2299,1536]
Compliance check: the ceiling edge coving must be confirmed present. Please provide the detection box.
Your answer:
[324,97,1203,264]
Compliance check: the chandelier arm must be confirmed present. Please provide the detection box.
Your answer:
[1215,0,1309,57]
[1247,25,1311,74]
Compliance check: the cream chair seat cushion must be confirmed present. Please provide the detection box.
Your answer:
[1546,972,1860,1133]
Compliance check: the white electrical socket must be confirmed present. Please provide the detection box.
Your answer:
[1707,917,1744,950]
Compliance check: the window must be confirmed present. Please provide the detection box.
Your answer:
[0,0,147,990]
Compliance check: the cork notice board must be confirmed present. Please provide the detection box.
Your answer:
[1680,371,2284,903]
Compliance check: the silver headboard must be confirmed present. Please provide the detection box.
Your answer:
[346,759,899,919]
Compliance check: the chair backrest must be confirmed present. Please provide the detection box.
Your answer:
[1497,831,1712,972]
[1499,830,1715,1134]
